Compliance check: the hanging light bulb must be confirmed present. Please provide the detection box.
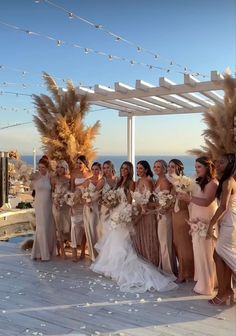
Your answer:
[115,37,121,42]
[68,12,74,19]
[137,46,142,52]
[154,54,159,59]
[84,48,89,54]
[108,55,113,61]
[149,65,153,70]
[95,24,103,29]
[130,60,135,65]
[22,71,26,76]
[170,61,173,66]
[57,40,62,47]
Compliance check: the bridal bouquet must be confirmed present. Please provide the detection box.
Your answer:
[187,217,209,238]
[101,189,120,208]
[64,190,82,207]
[153,190,175,213]
[110,204,136,230]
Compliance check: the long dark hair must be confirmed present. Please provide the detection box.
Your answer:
[195,156,216,191]
[216,153,236,198]
[116,161,134,195]
[76,154,90,170]
[169,159,184,176]
[137,160,153,178]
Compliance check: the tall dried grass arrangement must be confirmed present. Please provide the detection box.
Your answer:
[188,74,236,159]
[33,72,100,169]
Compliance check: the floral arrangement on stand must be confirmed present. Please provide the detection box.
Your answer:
[187,217,210,238]
[101,189,121,209]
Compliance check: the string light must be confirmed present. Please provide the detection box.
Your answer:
[40,0,206,78]
[0,20,191,76]
[68,12,74,19]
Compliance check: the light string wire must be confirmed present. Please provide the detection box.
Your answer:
[0,19,203,77]
[42,0,207,78]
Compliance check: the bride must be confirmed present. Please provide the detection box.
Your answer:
[91,161,178,293]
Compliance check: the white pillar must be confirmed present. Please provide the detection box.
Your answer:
[127,115,135,176]
[33,148,36,172]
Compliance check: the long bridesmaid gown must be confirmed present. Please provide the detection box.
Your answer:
[216,193,236,274]
[71,177,86,249]
[52,178,71,245]
[31,174,57,261]
[172,200,194,281]
[132,184,159,267]
[83,182,100,261]
[189,182,218,295]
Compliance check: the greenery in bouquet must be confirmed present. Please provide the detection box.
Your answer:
[153,190,175,213]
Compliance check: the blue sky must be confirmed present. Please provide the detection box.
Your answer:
[0,0,235,155]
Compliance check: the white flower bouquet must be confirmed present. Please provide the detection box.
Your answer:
[166,174,193,212]
[153,190,175,213]
[52,187,68,208]
[131,190,151,205]
[64,190,82,207]
[110,204,138,230]
[102,189,121,208]
[187,217,209,238]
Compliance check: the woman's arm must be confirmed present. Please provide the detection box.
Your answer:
[210,179,232,225]
[179,180,218,207]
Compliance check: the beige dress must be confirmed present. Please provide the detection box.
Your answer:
[216,194,236,274]
[155,186,175,277]
[52,178,71,243]
[189,182,218,295]
[97,178,114,241]
[132,184,159,267]
[83,182,100,261]
[71,177,86,248]
[31,174,56,261]
[172,200,194,280]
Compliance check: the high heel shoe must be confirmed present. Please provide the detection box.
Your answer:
[208,294,234,306]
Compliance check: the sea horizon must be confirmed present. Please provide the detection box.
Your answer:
[21,154,196,176]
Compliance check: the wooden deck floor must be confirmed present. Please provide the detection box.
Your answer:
[0,242,235,336]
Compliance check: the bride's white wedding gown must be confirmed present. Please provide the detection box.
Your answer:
[91,188,178,293]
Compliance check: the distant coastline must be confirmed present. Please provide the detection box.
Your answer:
[21,154,195,176]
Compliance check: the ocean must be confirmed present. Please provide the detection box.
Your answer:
[22,155,196,177]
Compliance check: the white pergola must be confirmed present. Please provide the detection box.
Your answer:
[76,70,227,167]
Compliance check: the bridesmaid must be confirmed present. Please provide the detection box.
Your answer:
[179,157,218,295]
[31,157,56,261]
[70,155,91,262]
[97,160,118,241]
[132,160,159,267]
[168,159,194,282]
[83,162,102,262]
[207,153,236,305]
[51,160,71,258]
[154,160,176,277]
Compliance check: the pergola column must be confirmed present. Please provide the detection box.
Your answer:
[127,115,135,172]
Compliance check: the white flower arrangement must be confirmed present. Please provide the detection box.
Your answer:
[64,190,82,207]
[52,190,66,208]
[187,217,209,238]
[173,175,192,193]
[131,190,151,205]
[110,204,139,230]
[102,189,120,208]
[153,190,175,212]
